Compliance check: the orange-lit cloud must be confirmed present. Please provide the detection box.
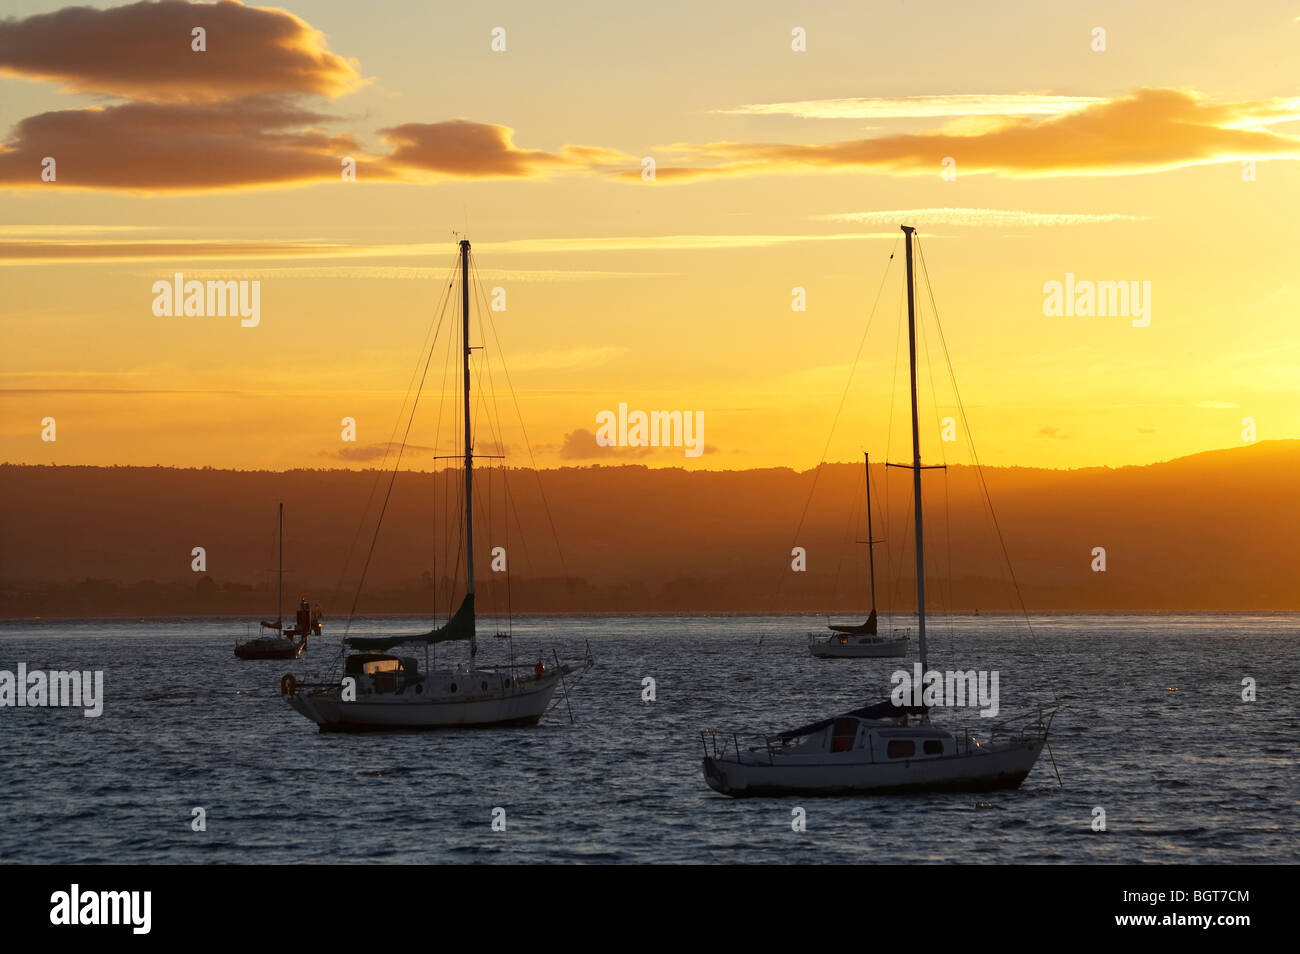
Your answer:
[0,0,362,102]
[7,3,1288,202]
[653,88,1300,181]
[0,3,632,192]
[0,2,369,192]
[378,120,630,180]
[0,97,356,191]
[327,442,435,462]
[0,108,628,192]
[558,429,652,460]
[717,93,1104,119]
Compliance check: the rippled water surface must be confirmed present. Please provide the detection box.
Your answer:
[0,614,1295,864]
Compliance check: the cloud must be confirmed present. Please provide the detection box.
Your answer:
[818,208,1150,228]
[651,88,1300,181]
[4,12,1292,201]
[0,97,357,191]
[378,120,630,180]
[718,94,1104,120]
[556,429,717,459]
[0,4,625,193]
[0,0,362,102]
[559,429,652,460]
[0,108,623,194]
[326,441,434,462]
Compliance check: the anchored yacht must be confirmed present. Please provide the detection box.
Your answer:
[702,700,1052,796]
[235,503,321,661]
[703,225,1057,795]
[808,453,909,659]
[282,239,589,731]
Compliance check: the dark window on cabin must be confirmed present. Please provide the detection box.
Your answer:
[831,719,858,753]
[887,740,916,758]
[923,739,943,755]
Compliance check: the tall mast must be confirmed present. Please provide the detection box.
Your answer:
[902,225,927,674]
[277,501,283,628]
[864,452,877,615]
[459,240,476,613]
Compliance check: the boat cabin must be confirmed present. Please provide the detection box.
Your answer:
[344,653,422,694]
[783,716,957,761]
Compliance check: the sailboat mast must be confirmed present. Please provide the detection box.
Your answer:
[277,501,283,628]
[460,239,475,602]
[864,452,877,614]
[902,225,927,674]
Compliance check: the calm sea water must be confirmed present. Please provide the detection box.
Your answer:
[0,614,1295,864]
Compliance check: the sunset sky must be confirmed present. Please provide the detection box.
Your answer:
[3,0,1298,472]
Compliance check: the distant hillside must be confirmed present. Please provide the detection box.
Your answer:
[1,441,1298,616]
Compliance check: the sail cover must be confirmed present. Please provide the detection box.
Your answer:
[827,609,877,635]
[344,593,475,650]
[776,699,927,740]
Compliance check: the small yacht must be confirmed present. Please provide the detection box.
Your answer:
[282,595,585,731]
[282,239,589,731]
[234,503,321,661]
[703,225,1057,796]
[702,700,1052,796]
[235,596,319,661]
[808,453,909,659]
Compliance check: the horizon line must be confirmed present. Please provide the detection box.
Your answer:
[2,438,1294,476]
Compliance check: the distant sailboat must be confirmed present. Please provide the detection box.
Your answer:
[234,503,320,661]
[808,452,909,659]
[702,225,1056,796]
[283,239,589,731]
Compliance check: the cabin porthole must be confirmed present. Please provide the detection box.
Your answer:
[415,684,422,695]
[450,683,457,693]
[887,740,916,759]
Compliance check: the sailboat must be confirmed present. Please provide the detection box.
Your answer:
[282,239,589,731]
[702,225,1056,796]
[808,452,909,658]
[234,503,321,660]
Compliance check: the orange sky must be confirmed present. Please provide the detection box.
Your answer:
[2,0,1298,472]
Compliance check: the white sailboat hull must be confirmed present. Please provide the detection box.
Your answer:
[704,739,1045,796]
[285,670,562,731]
